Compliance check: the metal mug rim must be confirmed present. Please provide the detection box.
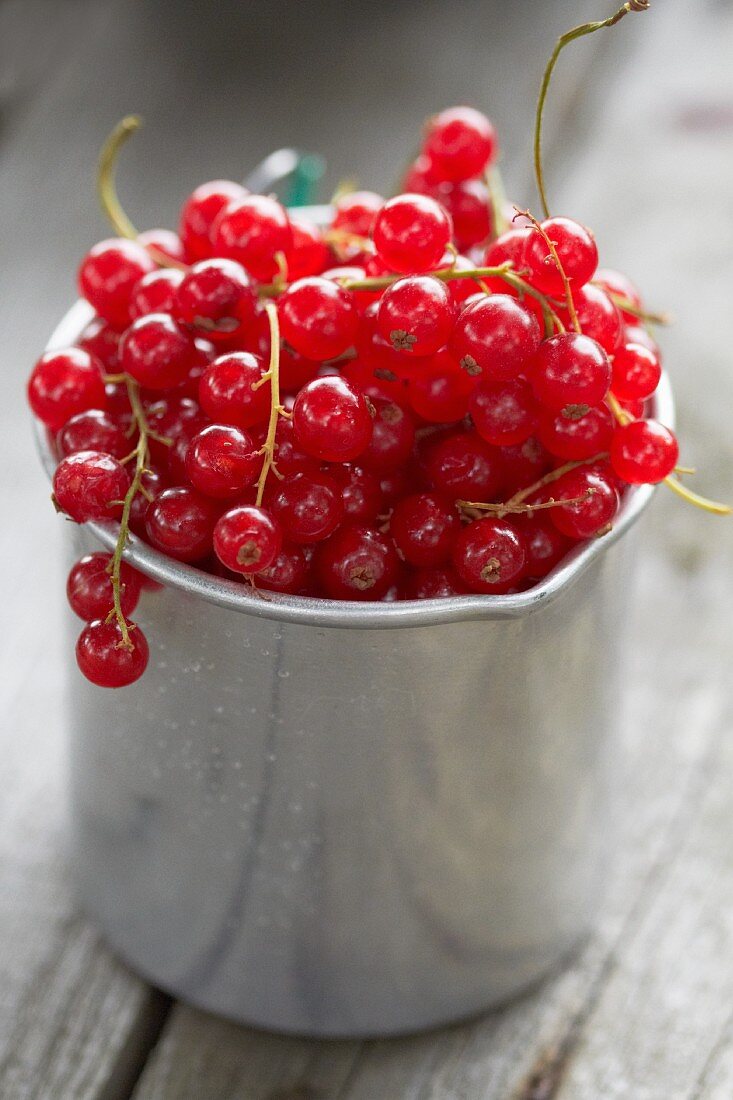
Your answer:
[34,292,674,630]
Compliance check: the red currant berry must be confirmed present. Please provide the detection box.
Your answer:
[270,470,344,544]
[623,324,659,356]
[610,419,679,484]
[78,317,120,370]
[278,277,359,360]
[137,228,187,265]
[470,377,538,447]
[484,227,527,270]
[120,313,195,390]
[452,517,526,594]
[175,258,256,343]
[67,552,141,620]
[424,430,504,500]
[390,491,459,567]
[372,194,452,274]
[376,275,454,356]
[531,333,611,413]
[315,524,399,600]
[594,268,643,323]
[129,467,167,536]
[130,268,184,320]
[403,565,469,599]
[610,342,661,401]
[198,351,271,429]
[537,404,613,462]
[179,179,247,261]
[328,463,384,522]
[435,179,493,249]
[269,417,321,478]
[145,486,218,561]
[439,253,486,306]
[214,505,282,574]
[548,468,619,538]
[499,437,552,498]
[28,347,106,432]
[408,352,473,423]
[58,409,128,459]
[257,542,310,594]
[423,106,497,182]
[76,620,149,688]
[292,376,373,462]
[449,293,541,380]
[53,450,130,523]
[402,153,443,194]
[185,424,260,499]
[332,191,384,238]
[360,396,416,473]
[523,217,598,295]
[286,218,331,280]
[78,238,155,329]
[210,193,293,281]
[521,514,572,579]
[560,283,622,354]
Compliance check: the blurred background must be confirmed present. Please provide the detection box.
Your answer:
[0,0,732,1096]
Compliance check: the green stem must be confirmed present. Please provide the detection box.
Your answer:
[255,301,284,506]
[534,1,650,218]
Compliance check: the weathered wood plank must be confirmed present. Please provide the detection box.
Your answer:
[131,0,733,1096]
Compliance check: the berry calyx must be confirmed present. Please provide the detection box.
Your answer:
[376,275,454,356]
[315,524,399,600]
[450,293,542,380]
[452,517,526,594]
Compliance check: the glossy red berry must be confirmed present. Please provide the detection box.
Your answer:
[130,268,184,320]
[278,277,359,360]
[548,468,619,538]
[537,404,613,461]
[175,258,256,342]
[257,542,310,594]
[594,268,643,323]
[179,179,248,261]
[145,486,218,561]
[76,620,149,688]
[449,293,541,380]
[452,517,526,594]
[434,179,493,249]
[198,351,271,428]
[424,430,504,500]
[521,515,572,579]
[390,492,459,567]
[610,419,679,484]
[531,333,611,413]
[360,396,416,473]
[137,228,187,265]
[402,566,468,599]
[67,552,141,620]
[328,463,384,522]
[292,376,373,462]
[332,191,383,238]
[53,450,130,523]
[213,505,282,574]
[210,193,293,280]
[408,352,473,423]
[120,313,195,390]
[78,317,120,371]
[185,424,260,499]
[57,409,128,459]
[376,275,454,356]
[315,524,399,600]
[423,106,497,182]
[78,238,155,329]
[560,283,622,354]
[523,217,598,295]
[286,218,331,280]
[270,470,344,544]
[372,194,452,274]
[610,342,661,401]
[470,377,538,447]
[28,347,106,432]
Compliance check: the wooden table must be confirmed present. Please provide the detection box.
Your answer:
[1,1,731,1095]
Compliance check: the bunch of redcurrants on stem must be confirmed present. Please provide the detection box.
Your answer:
[26,2,727,689]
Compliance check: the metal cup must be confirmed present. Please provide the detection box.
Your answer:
[35,290,673,1037]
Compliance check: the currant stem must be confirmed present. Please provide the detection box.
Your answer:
[255,300,284,507]
[97,116,186,270]
[108,378,152,649]
[506,453,608,509]
[459,489,596,516]
[485,165,509,238]
[534,1,650,218]
[601,290,672,326]
[517,206,581,332]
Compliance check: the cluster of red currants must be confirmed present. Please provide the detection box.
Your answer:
[27,103,685,688]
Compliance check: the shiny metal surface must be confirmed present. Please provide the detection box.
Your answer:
[37,293,675,1037]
